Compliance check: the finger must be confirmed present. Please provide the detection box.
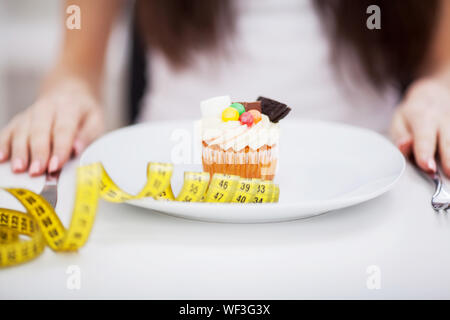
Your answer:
[0,125,13,162]
[390,111,413,157]
[73,109,104,156]
[398,139,413,158]
[439,124,450,177]
[10,115,30,173]
[49,109,82,172]
[28,108,53,176]
[410,116,438,173]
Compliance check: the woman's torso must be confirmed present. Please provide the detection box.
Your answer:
[139,0,397,132]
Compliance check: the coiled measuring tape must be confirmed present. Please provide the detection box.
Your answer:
[0,162,279,268]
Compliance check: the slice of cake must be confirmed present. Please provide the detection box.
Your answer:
[200,95,290,180]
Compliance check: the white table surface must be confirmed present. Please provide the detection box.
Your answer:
[0,158,449,300]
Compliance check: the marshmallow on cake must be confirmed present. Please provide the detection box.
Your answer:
[200,95,291,180]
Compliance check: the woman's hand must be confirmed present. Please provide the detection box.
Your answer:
[391,76,450,176]
[0,77,104,176]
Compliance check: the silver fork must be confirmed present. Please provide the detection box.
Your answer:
[429,169,450,212]
[39,170,61,208]
[417,164,450,213]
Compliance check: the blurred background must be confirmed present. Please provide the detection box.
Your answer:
[0,0,129,129]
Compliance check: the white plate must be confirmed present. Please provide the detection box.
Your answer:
[80,119,405,223]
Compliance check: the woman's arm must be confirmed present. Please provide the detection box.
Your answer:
[0,0,123,176]
[48,0,123,94]
[391,0,450,175]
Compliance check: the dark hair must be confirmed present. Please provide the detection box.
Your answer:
[314,0,440,90]
[137,0,439,89]
[136,0,235,69]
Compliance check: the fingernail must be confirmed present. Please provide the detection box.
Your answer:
[396,138,411,148]
[73,140,84,156]
[0,151,5,161]
[29,160,41,175]
[12,159,24,172]
[427,158,437,172]
[396,139,411,155]
[48,156,59,173]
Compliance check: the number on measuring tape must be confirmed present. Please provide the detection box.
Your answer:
[205,174,239,203]
[231,178,260,203]
[176,172,210,202]
[251,180,275,203]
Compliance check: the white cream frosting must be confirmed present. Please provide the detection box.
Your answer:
[201,114,280,151]
[200,96,231,118]
[200,95,280,151]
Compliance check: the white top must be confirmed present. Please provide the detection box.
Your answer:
[139,0,397,133]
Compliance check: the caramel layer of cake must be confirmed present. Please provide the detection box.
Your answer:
[202,142,277,180]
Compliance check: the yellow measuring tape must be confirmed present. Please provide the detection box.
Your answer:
[0,162,279,268]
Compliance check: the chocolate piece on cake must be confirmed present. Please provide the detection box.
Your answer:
[257,96,291,123]
[273,108,291,122]
[237,101,262,113]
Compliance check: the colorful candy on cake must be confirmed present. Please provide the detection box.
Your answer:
[200,95,291,180]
